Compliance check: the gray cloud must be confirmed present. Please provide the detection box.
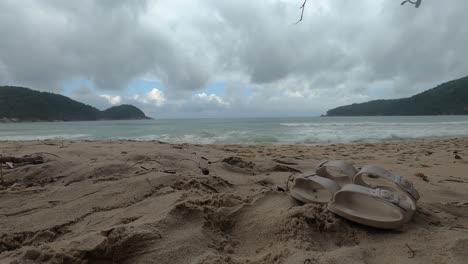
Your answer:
[1,0,467,116]
[68,86,113,110]
[0,0,208,92]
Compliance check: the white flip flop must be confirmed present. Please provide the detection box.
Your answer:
[289,174,341,204]
[354,165,420,202]
[315,160,420,202]
[315,160,358,186]
[289,174,415,229]
[327,184,416,229]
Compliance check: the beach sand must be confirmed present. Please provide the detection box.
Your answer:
[1,138,467,264]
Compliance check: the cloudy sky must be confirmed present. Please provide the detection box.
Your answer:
[1,0,467,118]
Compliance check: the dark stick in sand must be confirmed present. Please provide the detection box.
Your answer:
[0,156,44,164]
[406,243,415,258]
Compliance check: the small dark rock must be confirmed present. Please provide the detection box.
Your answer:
[455,155,462,160]
[415,172,429,182]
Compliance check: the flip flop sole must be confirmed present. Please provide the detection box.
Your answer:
[327,184,414,230]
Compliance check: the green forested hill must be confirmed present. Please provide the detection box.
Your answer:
[101,105,148,120]
[0,86,150,121]
[326,76,468,116]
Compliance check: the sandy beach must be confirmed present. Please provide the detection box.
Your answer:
[1,138,467,264]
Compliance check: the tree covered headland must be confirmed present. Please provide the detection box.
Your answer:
[0,86,150,121]
[101,105,148,120]
[326,76,468,116]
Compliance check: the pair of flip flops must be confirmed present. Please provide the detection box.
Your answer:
[290,160,420,229]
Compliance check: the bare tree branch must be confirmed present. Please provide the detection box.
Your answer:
[296,0,423,24]
[295,0,308,24]
[401,0,422,8]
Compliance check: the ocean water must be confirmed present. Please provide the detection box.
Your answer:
[1,116,468,145]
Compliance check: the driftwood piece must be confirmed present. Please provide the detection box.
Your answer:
[0,156,44,164]
[5,162,14,169]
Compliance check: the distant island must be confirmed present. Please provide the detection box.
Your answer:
[0,86,151,122]
[326,75,468,116]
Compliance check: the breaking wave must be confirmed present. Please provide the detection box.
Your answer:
[1,116,468,144]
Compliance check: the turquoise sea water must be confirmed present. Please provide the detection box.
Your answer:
[1,116,468,144]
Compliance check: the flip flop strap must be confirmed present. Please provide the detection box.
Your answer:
[354,165,420,201]
[341,184,412,212]
[315,160,358,179]
[304,174,341,196]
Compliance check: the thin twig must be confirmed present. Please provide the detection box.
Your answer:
[401,0,422,8]
[295,0,308,24]
[405,243,415,259]
[296,0,422,26]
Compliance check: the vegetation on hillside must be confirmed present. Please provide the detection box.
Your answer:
[326,76,468,116]
[101,105,149,120]
[0,86,150,121]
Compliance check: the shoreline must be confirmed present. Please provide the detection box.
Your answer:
[2,116,468,145]
[1,138,467,263]
[1,136,467,146]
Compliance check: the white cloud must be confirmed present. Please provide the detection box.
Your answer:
[99,94,121,105]
[194,93,229,106]
[131,88,166,107]
[147,88,166,106]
